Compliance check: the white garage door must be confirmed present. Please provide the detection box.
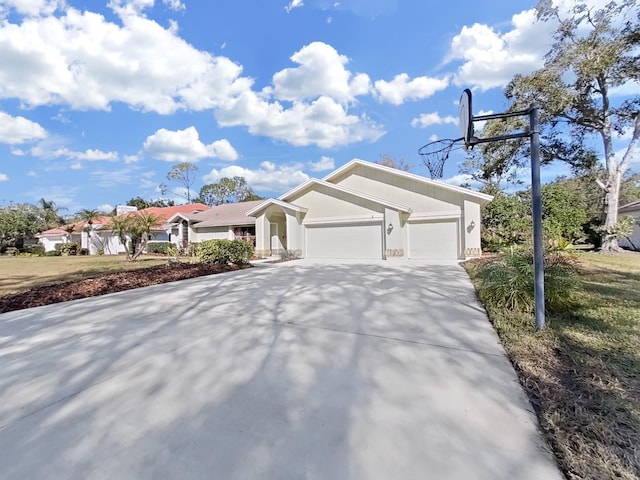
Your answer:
[408,220,459,259]
[306,223,383,259]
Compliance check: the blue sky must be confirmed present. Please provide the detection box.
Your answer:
[0,0,636,213]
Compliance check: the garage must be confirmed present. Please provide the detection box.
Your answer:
[408,220,459,259]
[306,222,383,259]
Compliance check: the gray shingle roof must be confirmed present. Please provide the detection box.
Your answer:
[188,200,264,228]
[619,200,640,213]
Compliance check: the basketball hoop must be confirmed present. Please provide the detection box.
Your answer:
[418,138,463,179]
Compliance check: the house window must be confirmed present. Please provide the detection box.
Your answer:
[234,226,256,245]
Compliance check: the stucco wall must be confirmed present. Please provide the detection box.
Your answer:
[619,211,640,250]
[294,185,382,221]
[195,226,231,242]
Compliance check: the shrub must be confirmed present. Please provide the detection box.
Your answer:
[477,250,580,314]
[280,249,301,261]
[197,239,254,265]
[57,243,79,256]
[23,244,45,256]
[45,250,60,256]
[5,247,19,256]
[79,248,89,256]
[146,242,175,255]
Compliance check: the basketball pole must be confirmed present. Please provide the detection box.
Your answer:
[529,106,546,330]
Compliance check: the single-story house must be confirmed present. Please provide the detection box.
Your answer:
[619,200,640,250]
[245,159,493,260]
[167,200,264,246]
[37,203,209,254]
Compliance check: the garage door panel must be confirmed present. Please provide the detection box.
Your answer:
[408,221,458,259]
[306,223,382,259]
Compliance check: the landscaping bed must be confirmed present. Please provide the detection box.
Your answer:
[465,251,640,480]
[0,262,250,314]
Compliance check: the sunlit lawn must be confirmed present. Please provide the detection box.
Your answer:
[0,255,167,296]
[466,250,640,479]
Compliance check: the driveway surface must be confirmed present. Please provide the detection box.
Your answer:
[0,260,561,480]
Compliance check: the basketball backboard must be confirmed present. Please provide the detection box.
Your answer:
[459,88,473,148]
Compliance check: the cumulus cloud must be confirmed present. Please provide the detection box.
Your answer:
[269,42,371,104]
[441,173,483,189]
[374,74,449,105]
[285,0,303,13]
[216,93,384,148]
[309,156,335,172]
[0,0,63,17]
[97,203,114,213]
[27,142,119,161]
[204,161,309,193]
[142,126,239,162]
[0,173,8,181]
[0,112,47,144]
[411,112,457,128]
[447,9,554,91]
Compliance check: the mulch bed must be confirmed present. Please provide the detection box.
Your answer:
[0,262,251,314]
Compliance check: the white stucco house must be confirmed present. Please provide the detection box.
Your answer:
[619,200,640,250]
[246,159,493,260]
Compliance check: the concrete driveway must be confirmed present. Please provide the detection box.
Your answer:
[0,260,561,480]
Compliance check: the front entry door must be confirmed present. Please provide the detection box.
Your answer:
[270,223,279,251]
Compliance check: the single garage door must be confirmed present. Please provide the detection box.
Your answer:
[408,220,459,259]
[306,222,383,259]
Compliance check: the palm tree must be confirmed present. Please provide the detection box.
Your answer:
[108,214,132,260]
[77,209,102,253]
[38,198,66,228]
[129,212,162,261]
[61,222,77,244]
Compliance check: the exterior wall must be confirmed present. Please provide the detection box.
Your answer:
[285,212,303,254]
[294,185,383,221]
[619,211,640,250]
[463,200,482,257]
[195,226,231,242]
[331,165,463,214]
[384,208,405,258]
[255,214,270,257]
[39,236,67,252]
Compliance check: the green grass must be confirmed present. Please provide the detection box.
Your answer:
[465,251,640,480]
[0,255,168,296]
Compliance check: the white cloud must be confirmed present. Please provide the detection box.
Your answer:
[0,112,47,144]
[0,0,63,17]
[204,161,309,193]
[142,126,239,162]
[90,167,140,188]
[0,6,248,114]
[269,42,371,104]
[124,154,139,163]
[97,203,114,213]
[53,147,119,161]
[216,93,384,148]
[309,156,335,172]
[411,112,457,128]
[0,173,8,181]
[374,73,449,105]
[428,134,439,142]
[70,162,82,169]
[441,173,483,189]
[285,0,303,13]
[447,9,555,91]
[610,80,640,97]
[162,0,185,11]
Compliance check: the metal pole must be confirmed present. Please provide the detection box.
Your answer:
[530,106,546,329]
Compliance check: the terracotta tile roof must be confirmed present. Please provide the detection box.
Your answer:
[187,200,263,228]
[619,200,640,213]
[35,228,68,237]
[37,203,210,236]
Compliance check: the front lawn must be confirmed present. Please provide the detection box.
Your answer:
[0,255,167,296]
[465,251,640,479]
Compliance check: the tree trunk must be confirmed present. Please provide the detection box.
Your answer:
[600,113,640,252]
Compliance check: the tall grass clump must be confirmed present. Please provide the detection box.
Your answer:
[477,250,579,314]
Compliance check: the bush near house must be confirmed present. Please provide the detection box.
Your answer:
[56,243,79,256]
[146,242,177,255]
[197,239,254,265]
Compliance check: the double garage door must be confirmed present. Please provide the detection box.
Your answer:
[304,219,459,260]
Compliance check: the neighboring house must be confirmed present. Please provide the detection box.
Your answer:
[246,159,493,260]
[37,203,209,254]
[167,200,263,248]
[35,228,80,252]
[619,200,640,250]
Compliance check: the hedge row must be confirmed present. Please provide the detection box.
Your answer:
[197,239,254,265]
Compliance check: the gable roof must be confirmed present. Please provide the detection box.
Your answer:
[322,158,494,203]
[245,198,309,217]
[277,178,413,213]
[182,200,264,228]
[619,200,640,213]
